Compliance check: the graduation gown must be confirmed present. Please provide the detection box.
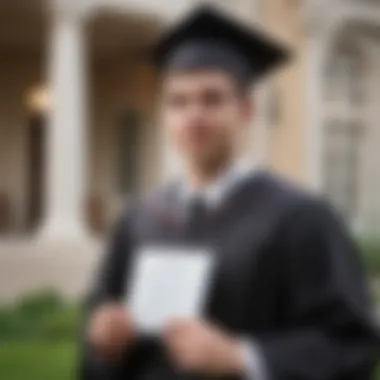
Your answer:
[80,171,379,380]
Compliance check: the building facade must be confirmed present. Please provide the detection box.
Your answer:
[0,0,379,299]
[0,0,263,242]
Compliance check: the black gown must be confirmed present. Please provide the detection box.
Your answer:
[80,171,379,380]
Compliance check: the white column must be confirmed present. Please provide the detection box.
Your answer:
[371,46,380,234]
[39,6,89,242]
[306,2,369,193]
[307,32,326,192]
[306,13,340,193]
[363,40,380,234]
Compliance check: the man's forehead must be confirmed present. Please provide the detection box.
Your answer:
[162,69,238,92]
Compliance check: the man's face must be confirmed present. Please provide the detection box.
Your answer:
[160,69,253,170]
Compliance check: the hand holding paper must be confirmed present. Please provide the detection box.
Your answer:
[89,303,136,361]
[163,319,246,375]
[127,246,214,334]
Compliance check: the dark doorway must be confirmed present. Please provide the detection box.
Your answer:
[115,109,142,196]
[26,116,45,231]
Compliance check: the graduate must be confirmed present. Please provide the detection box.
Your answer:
[80,5,379,380]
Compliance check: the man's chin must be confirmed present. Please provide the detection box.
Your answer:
[185,153,227,172]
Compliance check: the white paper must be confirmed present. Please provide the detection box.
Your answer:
[126,246,214,334]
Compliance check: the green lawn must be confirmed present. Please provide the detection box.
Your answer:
[0,340,77,380]
[0,339,378,380]
[0,287,379,380]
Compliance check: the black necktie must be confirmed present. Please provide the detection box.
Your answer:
[186,197,208,231]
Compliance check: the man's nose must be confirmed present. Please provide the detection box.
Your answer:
[185,104,207,124]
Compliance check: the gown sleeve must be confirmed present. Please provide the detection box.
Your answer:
[78,209,135,380]
[253,199,380,380]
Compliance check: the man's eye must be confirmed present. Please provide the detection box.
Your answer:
[202,91,225,107]
[167,95,188,108]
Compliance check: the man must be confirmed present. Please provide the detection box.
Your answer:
[80,6,379,380]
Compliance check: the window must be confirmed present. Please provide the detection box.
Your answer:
[322,42,366,224]
[322,121,362,221]
[324,45,364,105]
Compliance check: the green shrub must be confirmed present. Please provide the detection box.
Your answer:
[358,238,380,278]
[0,289,81,342]
[41,306,82,340]
[17,289,64,316]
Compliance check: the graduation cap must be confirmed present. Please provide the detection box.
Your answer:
[153,5,291,88]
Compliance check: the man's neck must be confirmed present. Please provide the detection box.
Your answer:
[186,157,235,191]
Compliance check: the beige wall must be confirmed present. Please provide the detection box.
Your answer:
[259,0,309,186]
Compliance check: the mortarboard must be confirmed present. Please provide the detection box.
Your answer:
[153,5,291,87]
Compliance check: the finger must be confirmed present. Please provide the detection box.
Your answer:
[164,318,193,342]
[175,345,203,372]
[166,318,193,332]
[166,333,201,368]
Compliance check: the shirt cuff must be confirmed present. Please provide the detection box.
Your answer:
[239,338,268,380]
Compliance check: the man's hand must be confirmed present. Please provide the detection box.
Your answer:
[88,303,136,362]
[163,319,246,376]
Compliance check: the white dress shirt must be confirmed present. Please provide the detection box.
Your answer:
[179,160,252,209]
[178,160,268,380]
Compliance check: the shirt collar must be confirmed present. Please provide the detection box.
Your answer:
[179,160,254,209]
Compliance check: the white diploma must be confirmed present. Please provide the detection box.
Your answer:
[126,246,214,334]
